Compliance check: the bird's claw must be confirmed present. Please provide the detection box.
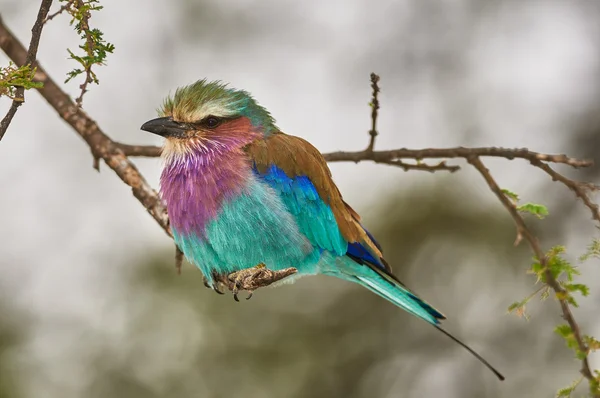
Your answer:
[203,273,226,295]
[226,264,297,302]
[231,279,254,301]
[202,275,211,289]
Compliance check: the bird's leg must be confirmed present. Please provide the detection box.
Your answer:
[227,264,297,302]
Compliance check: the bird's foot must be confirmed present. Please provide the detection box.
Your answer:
[227,264,297,302]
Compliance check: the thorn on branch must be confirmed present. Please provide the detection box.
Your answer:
[367,73,380,153]
[514,231,523,246]
[92,155,100,171]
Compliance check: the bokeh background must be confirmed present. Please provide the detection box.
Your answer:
[1,1,600,397]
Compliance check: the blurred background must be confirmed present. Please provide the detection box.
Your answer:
[1,0,600,397]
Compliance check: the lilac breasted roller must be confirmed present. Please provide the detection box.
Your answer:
[141,79,504,380]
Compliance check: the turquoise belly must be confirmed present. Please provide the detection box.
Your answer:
[172,176,321,283]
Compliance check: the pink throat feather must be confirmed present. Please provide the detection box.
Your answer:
[159,119,261,237]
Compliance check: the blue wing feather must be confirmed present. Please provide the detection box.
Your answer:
[254,164,388,270]
[256,164,347,256]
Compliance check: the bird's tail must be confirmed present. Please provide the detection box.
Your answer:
[321,253,445,325]
[320,254,505,381]
[352,265,446,325]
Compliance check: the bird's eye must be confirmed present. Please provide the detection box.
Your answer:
[204,116,221,129]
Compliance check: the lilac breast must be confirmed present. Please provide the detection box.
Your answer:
[160,149,250,237]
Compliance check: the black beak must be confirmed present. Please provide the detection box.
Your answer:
[140,117,187,138]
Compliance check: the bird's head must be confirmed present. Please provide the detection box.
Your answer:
[140,79,278,161]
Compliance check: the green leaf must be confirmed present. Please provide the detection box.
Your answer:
[556,376,582,397]
[502,188,519,202]
[517,203,549,219]
[546,246,574,280]
[564,283,590,297]
[555,324,588,360]
[507,301,523,312]
[585,335,600,352]
[555,324,574,339]
[579,238,600,262]
[507,300,530,320]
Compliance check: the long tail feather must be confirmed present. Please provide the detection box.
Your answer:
[328,255,505,381]
[435,325,505,381]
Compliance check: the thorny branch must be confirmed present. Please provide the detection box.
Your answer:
[0,13,599,393]
[0,0,52,141]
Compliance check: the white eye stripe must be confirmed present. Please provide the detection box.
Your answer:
[188,101,236,122]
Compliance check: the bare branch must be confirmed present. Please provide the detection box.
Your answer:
[325,147,593,167]
[0,0,53,141]
[467,156,597,391]
[0,18,170,237]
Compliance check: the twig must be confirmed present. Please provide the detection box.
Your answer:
[367,73,380,152]
[74,0,94,107]
[0,0,53,141]
[467,156,597,393]
[43,0,74,24]
[530,159,600,224]
[0,18,170,237]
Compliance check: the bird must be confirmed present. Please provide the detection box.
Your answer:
[141,79,504,381]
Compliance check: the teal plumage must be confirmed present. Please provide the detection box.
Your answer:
[173,175,321,279]
[140,79,504,380]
